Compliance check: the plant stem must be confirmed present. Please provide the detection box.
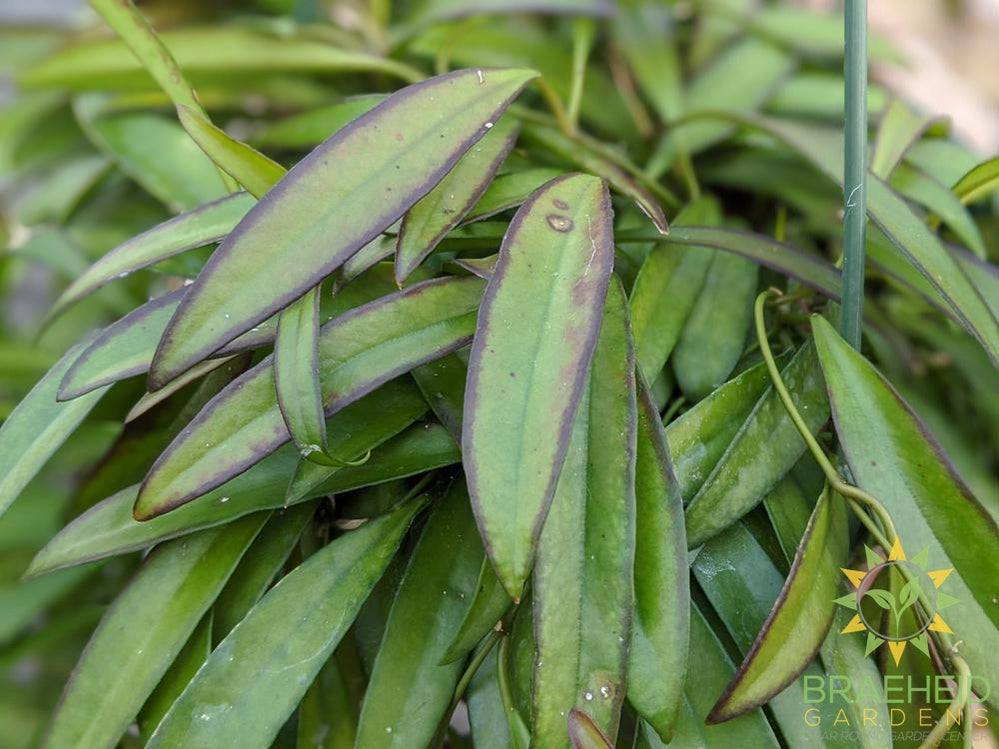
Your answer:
[566,19,595,132]
[841,0,868,349]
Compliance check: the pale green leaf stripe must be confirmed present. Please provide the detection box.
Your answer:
[150,67,537,387]
[464,174,615,600]
[0,338,109,517]
[138,277,483,517]
[395,117,519,283]
[708,488,848,721]
[42,516,266,749]
[146,499,424,748]
[532,281,635,747]
[355,482,483,747]
[812,315,999,690]
[49,192,254,321]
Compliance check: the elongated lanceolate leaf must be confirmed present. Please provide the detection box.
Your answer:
[42,516,266,749]
[145,499,424,748]
[57,288,274,401]
[812,315,999,688]
[138,277,483,518]
[440,554,512,663]
[684,341,829,547]
[49,192,253,321]
[273,287,327,458]
[953,154,999,204]
[628,376,688,742]
[176,105,285,197]
[466,167,564,222]
[532,281,635,747]
[149,68,537,387]
[464,174,615,600]
[396,118,519,283]
[567,710,613,749]
[870,98,944,179]
[707,487,847,722]
[355,481,484,747]
[0,337,109,517]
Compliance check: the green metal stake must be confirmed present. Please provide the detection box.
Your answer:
[841,0,868,350]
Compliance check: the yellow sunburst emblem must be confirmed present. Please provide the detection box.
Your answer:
[834,538,958,665]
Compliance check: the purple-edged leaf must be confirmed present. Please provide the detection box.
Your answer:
[149,67,537,387]
[452,254,499,279]
[628,374,688,743]
[273,287,329,460]
[532,280,636,746]
[395,118,519,283]
[176,104,285,198]
[567,709,614,749]
[0,336,109,517]
[341,234,397,285]
[463,174,614,600]
[48,192,254,321]
[137,276,484,518]
[812,315,999,689]
[707,487,848,722]
[57,288,275,401]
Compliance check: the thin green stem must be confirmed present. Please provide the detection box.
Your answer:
[432,631,501,748]
[754,291,974,747]
[841,0,868,349]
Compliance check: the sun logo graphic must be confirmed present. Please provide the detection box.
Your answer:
[834,537,958,665]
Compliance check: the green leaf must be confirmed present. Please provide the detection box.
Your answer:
[274,287,328,459]
[812,315,999,688]
[138,615,212,742]
[652,38,794,172]
[620,225,843,302]
[149,68,536,386]
[672,251,758,400]
[953,154,999,204]
[532,280,635,747]
[21,26,423,90]
[402,0,615,28]
[666,357,785,503]
[138,276,483,518]
[411,353,468,442]
[0,338,109,518]
[627,376,688,743]
[707,488,848,722]
[612,1,683,123]
[870,98,944,179]
[466,167,564,222]
[74,95,228,212]
[355,481,484,747]
[467,648,514,749]
[396,118,519,283]
[42,515,266,749]
[567,709,613,749]
[440,554,512,664]
[252,96,386,150]
[463,174,614,600]
[211,503,315,641]
[628,196,720,381]
[176,104,285,197]
[891,162,987,259]
[28,383,429,573]
[49,192,254,321]
[684,341,829,547]
[145,499,424,748]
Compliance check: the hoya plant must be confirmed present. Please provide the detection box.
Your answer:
[0,0,997,747]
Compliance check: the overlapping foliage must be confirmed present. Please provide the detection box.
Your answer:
[1,1,997,747]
